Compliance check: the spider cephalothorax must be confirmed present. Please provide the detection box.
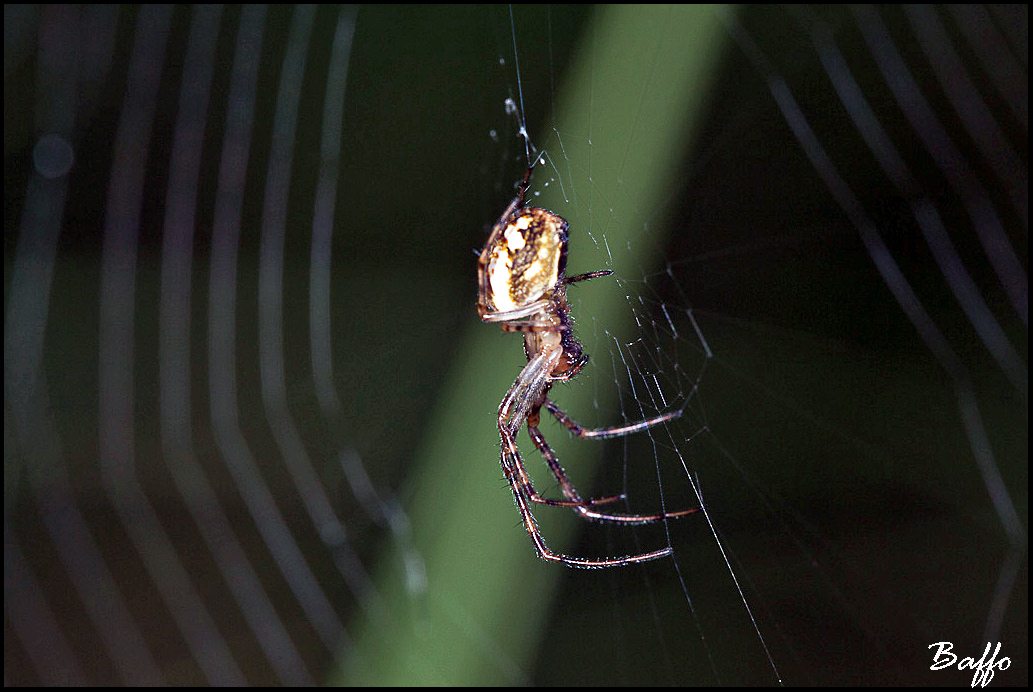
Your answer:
[477,164,698,568]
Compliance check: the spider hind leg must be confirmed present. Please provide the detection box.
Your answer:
[526,425,699,525]
[500,450,674,569]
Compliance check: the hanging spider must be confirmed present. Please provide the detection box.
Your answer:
[478,162,700,568]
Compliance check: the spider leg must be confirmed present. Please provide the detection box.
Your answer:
[479,302,570,334]
[564,269,613,285]
[500,321,566,334]
[501,423,624,509]
[545,398,683,439]
[478,299,552,323]
[499,426,673,568]
[498,351,619,510]
[527,425,699,524]
[495,346,687,566]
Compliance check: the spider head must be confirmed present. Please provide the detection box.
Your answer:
[554,328,589,380]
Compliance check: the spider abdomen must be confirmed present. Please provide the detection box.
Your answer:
[482,207,568,314]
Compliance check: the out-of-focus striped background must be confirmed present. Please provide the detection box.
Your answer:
[5,5,1026,685]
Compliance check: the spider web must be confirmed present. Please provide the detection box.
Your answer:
[4,4,1026,687]
[494,4,1027,686]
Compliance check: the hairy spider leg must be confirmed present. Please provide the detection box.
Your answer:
[545,398,687,440]
[499,448,674,569]
[496,346,688,523]
[496,349,616,511]
[478,299,552,323]
[564,269,614,285]
[526,425,699,523]
[501,425,625,510]
[541,398,700,519]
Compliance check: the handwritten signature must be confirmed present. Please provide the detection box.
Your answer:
[929,642,1011,687]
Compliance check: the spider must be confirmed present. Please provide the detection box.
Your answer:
[478,163,700,568]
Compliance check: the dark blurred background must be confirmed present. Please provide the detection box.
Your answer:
[5,4,1026,686]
